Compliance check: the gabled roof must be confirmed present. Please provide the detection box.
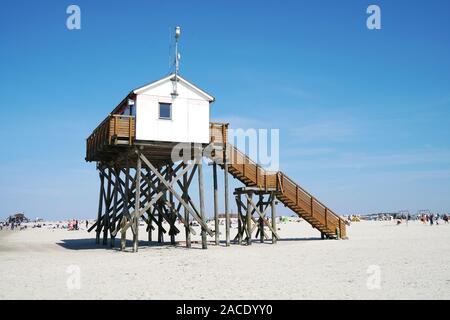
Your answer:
[133,73,215,102]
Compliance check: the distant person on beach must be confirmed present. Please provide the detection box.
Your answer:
[429,214,434,226]
[443,214,449,224]
[86,220,89,229]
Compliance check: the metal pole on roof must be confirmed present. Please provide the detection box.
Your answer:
[173,26,181,96]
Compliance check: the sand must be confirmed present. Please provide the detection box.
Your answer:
[0,219,449,300]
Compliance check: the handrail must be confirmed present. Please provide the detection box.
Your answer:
[86,114,136,161]
[279,172,345,230]
[87,114,135,142]
[280,172,338,217]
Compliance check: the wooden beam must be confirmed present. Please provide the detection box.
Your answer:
[259,194,264,243]
[95,167,105,244]
[246,192,252,245]
[132,149,141,252]
[183,163,191,248]
[198,156,207,249]
[213,162,219,245]
[121,154,130,251]
[271,192,277,244]
[224,145,230,246]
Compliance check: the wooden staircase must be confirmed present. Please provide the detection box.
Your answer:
[210,123,347,239]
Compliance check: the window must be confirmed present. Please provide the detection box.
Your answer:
[159,103,172,119]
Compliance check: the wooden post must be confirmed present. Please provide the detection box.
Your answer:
[338,219,342,240]
[158,202,164,243]
[95,167,104,244]
[213,162,219,245]
[271,192,277,244]
[183,163,191,248]
[224,145,230,247]
[236,195,243,244]
[259,194,264,243]
[103,168,112,245]
[168,164,176,245]
[121,154,130,251]
[247,193,252,245]
[133,150,141,253]
[147,208,152,244]
[198,151,207,249]
[110,167,119,247]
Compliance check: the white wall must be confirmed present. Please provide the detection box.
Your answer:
[135,79,211,143]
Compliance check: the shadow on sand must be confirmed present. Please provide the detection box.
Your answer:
[57,238,207,251]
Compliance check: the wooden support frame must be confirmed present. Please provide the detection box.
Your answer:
[91,146,214,252]
[233,188,279,245]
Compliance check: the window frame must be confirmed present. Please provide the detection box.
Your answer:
[158,102,172,120]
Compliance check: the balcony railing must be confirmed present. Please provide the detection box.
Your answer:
[86,115,135,161]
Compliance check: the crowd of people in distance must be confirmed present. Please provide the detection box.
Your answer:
[57,219,90,230]
[418,213,449,225]
[394,213,449,225]
[0,221,27,231]
[0,219,91,231]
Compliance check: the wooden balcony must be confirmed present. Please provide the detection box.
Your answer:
[86,118,228,163]
[86,115,135,162]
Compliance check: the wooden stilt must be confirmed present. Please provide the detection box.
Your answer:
[213,162,219,245]
[224,146,230,247]
[183,163,191,248]
[246,193,252,245]
[110,167,119,247]
[103,168,112,245]
[146,170,153,245]
[121,154,130,251]
[259,194,264,243]
[198,153,207,249]
[132,149,141,253]
[147,209,152,243]
[271,192,277,244]
[167,164,176,245]
[236,194,243,244]
[158,202,164,243]
[95,166,105,244]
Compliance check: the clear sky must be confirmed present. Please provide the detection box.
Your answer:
[1,0,450,220]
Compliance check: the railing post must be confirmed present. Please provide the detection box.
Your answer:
[325,207,328,229]
[114,115,117,136]
[310,197,314,217]
[129,116,133,145]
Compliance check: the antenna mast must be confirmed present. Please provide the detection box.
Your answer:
[173,26,181,96]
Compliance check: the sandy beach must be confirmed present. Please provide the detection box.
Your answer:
[0,219,449,300]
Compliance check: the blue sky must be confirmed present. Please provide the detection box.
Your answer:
[1,0,450,220]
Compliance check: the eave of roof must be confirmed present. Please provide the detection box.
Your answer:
[133,73,215,102]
